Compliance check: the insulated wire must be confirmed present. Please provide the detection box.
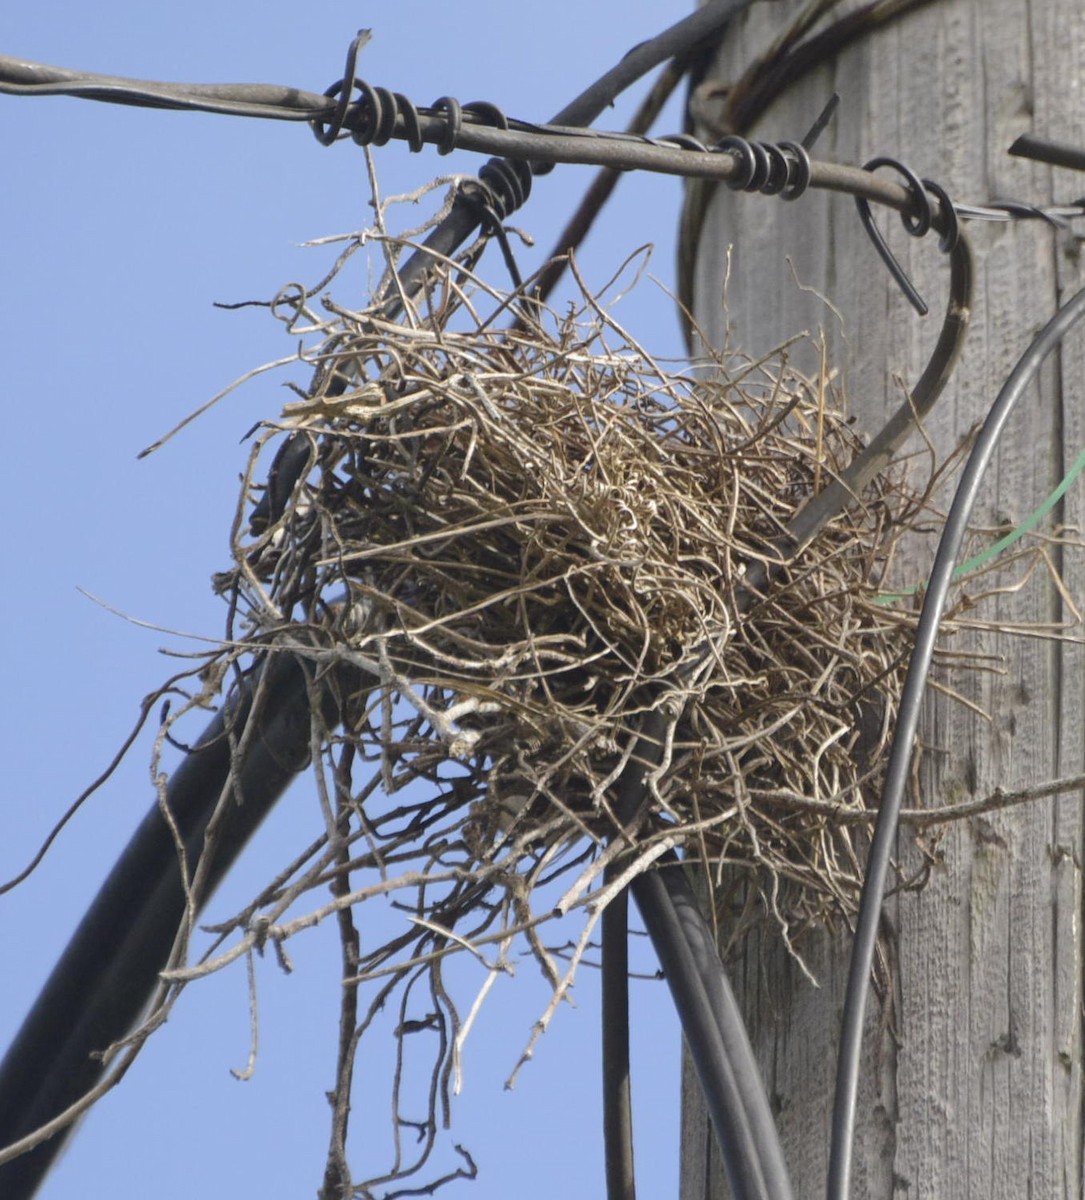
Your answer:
[0,653,339,1197]
[601,881,636,1200]
[611,720,795,1200]
[644,863,795,1200]
[826,282,1085,1200]
[630,867,770,1200]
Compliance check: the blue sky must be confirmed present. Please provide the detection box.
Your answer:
[0,3,697,1197]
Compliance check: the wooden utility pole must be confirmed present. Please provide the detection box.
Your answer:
[680,1,1084,1195]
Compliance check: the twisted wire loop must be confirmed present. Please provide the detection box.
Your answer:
[312,30,517,156]
[311,28,372,146]
[476,157,534,219]
[430,97,511,155]
[456,158,534,289]
[854,156,960,316]
[313,73,427,150]
[713,134,812,201]
[311,31,534,302]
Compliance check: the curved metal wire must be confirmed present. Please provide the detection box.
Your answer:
[782,226,973,558]
[854,156,961,315]
[825,282,1085,1200]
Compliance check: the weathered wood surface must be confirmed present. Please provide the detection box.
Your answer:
[681,2,1085,1196]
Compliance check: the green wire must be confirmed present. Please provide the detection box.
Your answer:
[877,441,1085,604]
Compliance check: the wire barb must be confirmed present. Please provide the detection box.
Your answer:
[1009,132,1085,174]
[799,91,840,151]
[714,134,813,200]
[854,156,959,315]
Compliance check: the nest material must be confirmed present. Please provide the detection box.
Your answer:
[231,280,922,930]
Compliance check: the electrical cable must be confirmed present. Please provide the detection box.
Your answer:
[638,863,795,1200]
[825,282,1085,1200]
[0,652,351,1198]
[601,878,637,1200]
[609,713,794,1200]
[630,865,769,1200]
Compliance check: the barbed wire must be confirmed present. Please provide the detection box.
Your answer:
[5,42,1084,236]
[0,44,1043,233]
[3,35,1082,335]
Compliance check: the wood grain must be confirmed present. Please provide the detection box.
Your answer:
[682,2,1085,1195]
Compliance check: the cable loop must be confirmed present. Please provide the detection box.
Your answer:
[855,156,958,316]
[746,140,772,191]
[872,157,930,236]
[391,91,424,152]
[363,84,390,146]
[715,135,757,189]
[431,96,462,155]
[921,177,960,251]
[712,134,813,202]
[759,143,792,196]
[776,141,812,201]
[477,157,533,219]
[364,84,393,145]
[312,80,352,146]
[311,29,370,146]
[462,100,509,131]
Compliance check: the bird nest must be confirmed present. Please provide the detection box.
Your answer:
[217,249,928,939]
[147,232,961,1195]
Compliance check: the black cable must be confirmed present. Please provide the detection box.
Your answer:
[630,865,767,1200]
[782,218,973,556]
[248,430,315,534]
[825,282,1085,1200]
[609,713,793,1200]
[637,862,795,1200]
[601,879,636,1200]
[662,867,791,1200]
[0,653,344,1199]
